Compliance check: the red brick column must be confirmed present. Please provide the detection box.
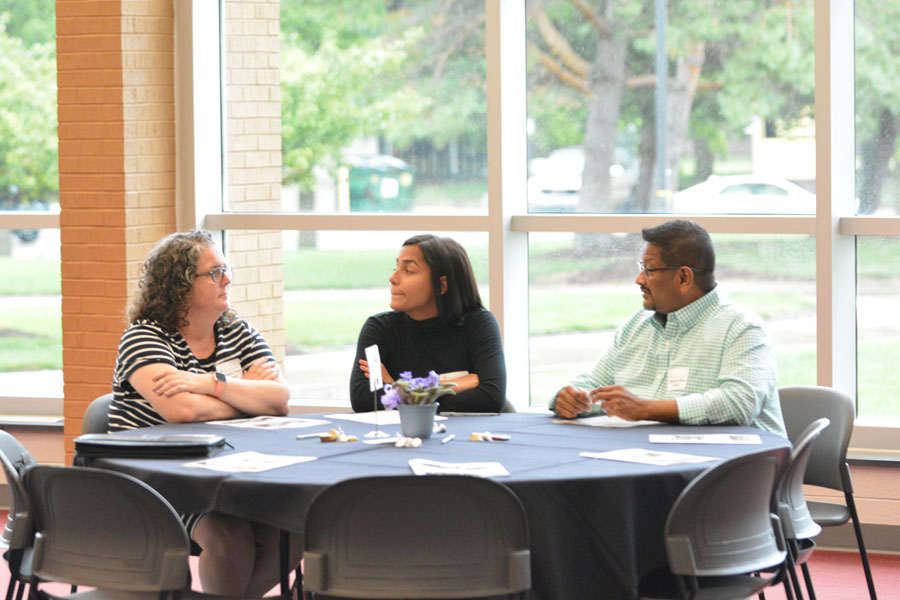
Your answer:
[57,0,175,460]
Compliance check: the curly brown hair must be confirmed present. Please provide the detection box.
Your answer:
[127,230,236,333]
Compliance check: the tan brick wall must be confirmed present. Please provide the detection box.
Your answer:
[224,0,285,361]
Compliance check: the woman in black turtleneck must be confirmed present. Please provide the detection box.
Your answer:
[350,234,506,413]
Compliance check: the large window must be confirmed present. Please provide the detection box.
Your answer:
[195,1,895,447]
[258,2,488,218]
[525,1,815,217]
[0,1,61,402]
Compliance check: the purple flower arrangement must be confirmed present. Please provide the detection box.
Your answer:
[380,370,457,410]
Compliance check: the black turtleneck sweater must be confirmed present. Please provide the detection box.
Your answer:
[350,308,506,413]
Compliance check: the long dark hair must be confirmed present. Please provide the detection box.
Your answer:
[127,230,236,333]
[402,234,484,326]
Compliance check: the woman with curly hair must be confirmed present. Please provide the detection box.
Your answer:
[109,230,295,596]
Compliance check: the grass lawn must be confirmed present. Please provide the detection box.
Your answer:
[0,257,60,295]
[0,306,62,370]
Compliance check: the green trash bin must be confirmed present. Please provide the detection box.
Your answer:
[345,154,415,212]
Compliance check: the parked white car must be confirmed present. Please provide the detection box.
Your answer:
[671,175,815,215]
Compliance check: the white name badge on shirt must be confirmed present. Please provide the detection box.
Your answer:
[216,358,244,380]
[666,367,689,392]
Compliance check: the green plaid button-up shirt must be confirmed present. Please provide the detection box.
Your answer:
[551,287,787,437]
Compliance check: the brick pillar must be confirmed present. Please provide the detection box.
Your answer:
[57,0,175,460]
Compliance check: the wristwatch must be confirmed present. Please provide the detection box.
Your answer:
[211,371,227,397]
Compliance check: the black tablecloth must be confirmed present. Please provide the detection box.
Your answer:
[83,413,790,600]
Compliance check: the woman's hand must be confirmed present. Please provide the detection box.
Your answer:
[358,359,394,384]
[152,369,215,397]
[444,373,479,392]
[244,359,282,381]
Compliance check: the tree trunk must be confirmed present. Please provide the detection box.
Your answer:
[858,107,898,215]
[633,98,657,213]
[664,42,705,208]
[578,17,627,212]
[693,136,714,184]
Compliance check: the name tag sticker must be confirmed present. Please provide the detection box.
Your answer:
[667,367,689,392]
[216,358,244,380]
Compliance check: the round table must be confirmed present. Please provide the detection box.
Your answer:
[83,412,791,600]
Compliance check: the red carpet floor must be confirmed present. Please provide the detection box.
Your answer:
[762,549,899,600]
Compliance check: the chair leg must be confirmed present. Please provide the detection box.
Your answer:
[279,530,290,597]
[6,551,22,600]
[784,550,804,600]
[800,562,816,600]
[845,490,878,600]
[778,563,796,600]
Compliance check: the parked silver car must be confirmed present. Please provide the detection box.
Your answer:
[528,146,638,212]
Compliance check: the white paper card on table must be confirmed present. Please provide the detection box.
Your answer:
[580,448,718,466]
[408,458,510,478]
[205,416,330,430]
[326,412,447,425]
[649,433,762,445]
[363,436,401,445]
[183,451,316,473]
[364,344,383,392]
[553,415,661,428]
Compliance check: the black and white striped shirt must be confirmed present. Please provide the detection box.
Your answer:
[109,318,275,432]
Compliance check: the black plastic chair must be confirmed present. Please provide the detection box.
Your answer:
[24,465,252,600]
[652,447,794,600]
[0,431,37,600]
[779,385,878,600]
[303,475,531,599]
[80,393,112,434]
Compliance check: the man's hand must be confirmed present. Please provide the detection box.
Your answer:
[590,386,679,423]
[554,385,593,419]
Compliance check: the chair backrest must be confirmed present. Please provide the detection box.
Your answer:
[779,385,854,491]
[777,417,830,541]
[665,446,790,578]
[25,465,190,593]
[81,393,113,434]
[304,475,531,599]
[0,430,37,551]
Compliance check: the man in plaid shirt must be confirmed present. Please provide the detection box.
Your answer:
[551,219,786,437]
